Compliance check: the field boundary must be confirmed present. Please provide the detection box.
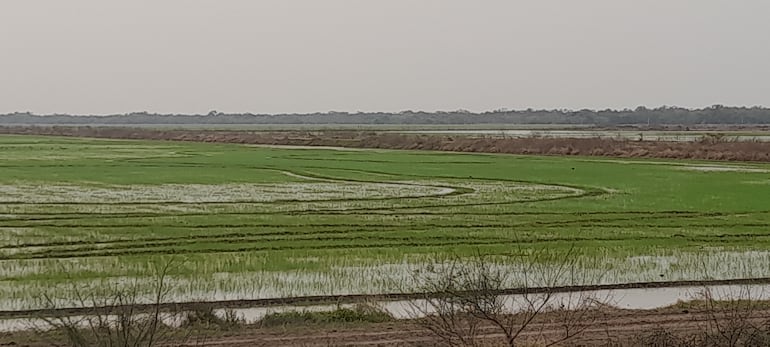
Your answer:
[2,126,770,162]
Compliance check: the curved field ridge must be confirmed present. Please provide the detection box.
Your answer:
[0,174,582,206]
[0,181,455,204]
[0,175,584,261]
[0,135,769,311]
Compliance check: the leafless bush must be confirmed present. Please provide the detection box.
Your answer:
[629,286,770,347]
[628,327,701,347]
[693,286,770,347]
[408,248,607,347]
[181,306,244,331]
[35,261,206,347]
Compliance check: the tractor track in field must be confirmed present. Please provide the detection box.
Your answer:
[3,204,770,261]
[0,211,718,227]
[5,232,770,260]
[1,209,763,229]
[0,209,755,221]
[3,225,769,253]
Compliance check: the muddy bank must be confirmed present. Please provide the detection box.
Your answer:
[4,304,770,346]
[3,126,770,162]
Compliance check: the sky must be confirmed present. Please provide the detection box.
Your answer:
[2,0,769,115]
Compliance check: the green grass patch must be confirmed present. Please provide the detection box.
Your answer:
[258,304,393,327]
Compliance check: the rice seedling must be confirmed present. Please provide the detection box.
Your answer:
[1,135,770,310]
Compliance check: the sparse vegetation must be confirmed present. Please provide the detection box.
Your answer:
[33,262,201,347]
[181,306,244,331]
[627,287,770,347]
[409,249,606,346]
[258,304,393,327]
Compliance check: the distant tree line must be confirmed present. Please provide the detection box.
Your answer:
[1,105,769,125]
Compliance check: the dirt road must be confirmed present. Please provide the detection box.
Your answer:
[156,307,768,346]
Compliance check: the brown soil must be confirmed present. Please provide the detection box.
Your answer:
[4,126,770,162]
[4,306,769,346]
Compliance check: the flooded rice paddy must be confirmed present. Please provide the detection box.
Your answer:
[1,136,770,323]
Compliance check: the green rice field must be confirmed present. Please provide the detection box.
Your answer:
[2,135,770,310]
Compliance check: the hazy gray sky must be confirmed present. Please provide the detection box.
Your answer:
[2,0,769,115]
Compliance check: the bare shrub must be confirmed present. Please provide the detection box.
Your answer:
[35,261,205,347]
[408,248,607,347]
[628,286,770,347]
[692,286,770,347]
[629,326,695,347]
[181,306,244,331]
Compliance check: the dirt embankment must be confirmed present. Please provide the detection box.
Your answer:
[186,307,770,346]
[4,126,770,162]
[4,306,770,346]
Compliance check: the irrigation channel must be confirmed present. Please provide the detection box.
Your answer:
[2,279,770,332]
